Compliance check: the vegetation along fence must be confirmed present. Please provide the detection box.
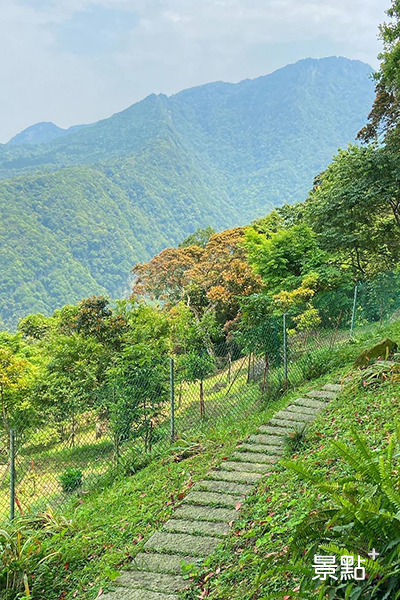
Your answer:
[2,273,400,522]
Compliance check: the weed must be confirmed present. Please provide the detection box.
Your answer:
[283,424,307,456]
[58,468,83,493]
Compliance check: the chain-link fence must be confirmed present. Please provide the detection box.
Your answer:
[2,272,400,522]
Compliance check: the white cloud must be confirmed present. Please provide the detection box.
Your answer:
[0,0,389,142]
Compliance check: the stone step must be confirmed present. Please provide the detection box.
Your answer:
[285,405,318,416]
[144,532,221,556]
[231,451,279,464]
[268,420,308,432]
[238,443,283,454]
[292,397,327,410]
[117,571,186,594]
[323,383,342,392]
[132,552,199,575]
[100,588,178,600]
[195,479,251,495]
[207,469,262,484]
[248,434,284,446]
[258,424,294,436]
[183,490,242,508]
[173,504,238,523]
[163,518,230,537]
[220,460,268,474]
[274,410,314,422]
[306,390,336,400]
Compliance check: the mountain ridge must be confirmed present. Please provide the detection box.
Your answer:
[0,56,376,329]
[7,122,88,146]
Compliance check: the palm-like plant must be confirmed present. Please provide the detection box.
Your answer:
[0,507,71,597]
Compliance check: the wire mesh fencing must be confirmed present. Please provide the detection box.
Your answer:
[2,273,400,521]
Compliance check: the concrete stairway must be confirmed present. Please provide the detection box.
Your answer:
[101,383,341,599]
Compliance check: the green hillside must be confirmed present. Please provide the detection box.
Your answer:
[0,57,375,327]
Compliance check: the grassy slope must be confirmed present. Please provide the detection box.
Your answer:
[180,321,400,600]
[27,387,296,600]
[21,321,389,600]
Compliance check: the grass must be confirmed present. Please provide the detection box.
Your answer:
[7,384,302,600]
[1,318,397,599]
[180,319,400,600]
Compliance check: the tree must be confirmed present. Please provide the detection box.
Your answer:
[36,334,107,445]
[74,296,128,351]
[179,226,216,248]
[359,0,400,143]
[180,351,216,418]
[18,314,52,341]
[133,228,261,337]
[245,222,341,294]
[102,305,170,455]
[0,348,32,436]
[169,302,222,355]
[305,145,400,277]
[184,228,262,328]
[132,246,204,304]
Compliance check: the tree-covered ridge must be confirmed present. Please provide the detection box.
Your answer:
[0,57,375,328]
[0,140,233,329]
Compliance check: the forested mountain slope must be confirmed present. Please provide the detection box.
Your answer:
[0,56,375,328]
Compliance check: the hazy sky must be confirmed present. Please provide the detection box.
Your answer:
[0,0,389,143]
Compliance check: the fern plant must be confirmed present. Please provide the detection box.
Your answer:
[261,427,400,599]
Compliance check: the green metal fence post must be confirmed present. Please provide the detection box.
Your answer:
[350,284,358,338]
[9,429,15,521]
[283,313,288,384]
[170,358,175,442]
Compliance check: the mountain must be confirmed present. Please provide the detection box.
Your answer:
[0,56,375,328]
[7,122,87,146]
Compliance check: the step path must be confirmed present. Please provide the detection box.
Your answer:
[101,382,342,599]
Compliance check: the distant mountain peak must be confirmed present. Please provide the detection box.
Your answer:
[8,121,87,146]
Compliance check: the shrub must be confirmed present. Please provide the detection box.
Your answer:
[0,508,70,597]
[58,468,83,493]
[118,448,152,476]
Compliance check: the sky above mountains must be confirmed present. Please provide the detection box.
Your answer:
[1,0,388,143]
